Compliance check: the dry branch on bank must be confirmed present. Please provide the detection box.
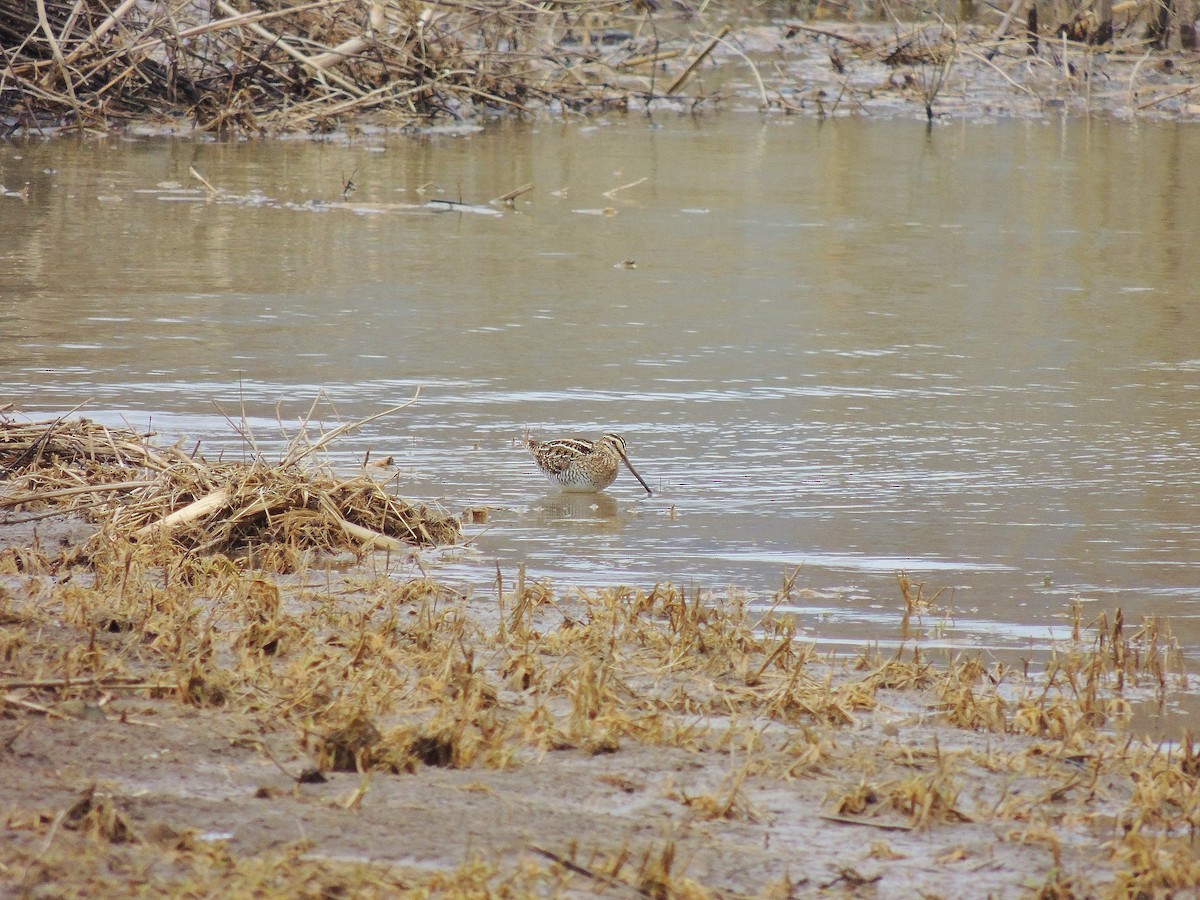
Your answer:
[0,0,672,134]
[2,1,1197,132]
[0,409,459,565]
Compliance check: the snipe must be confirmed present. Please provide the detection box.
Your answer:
[525,433,653,495]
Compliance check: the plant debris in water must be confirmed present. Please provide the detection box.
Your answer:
[0,405,459,567]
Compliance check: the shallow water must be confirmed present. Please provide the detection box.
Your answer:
[3,115,1199,687]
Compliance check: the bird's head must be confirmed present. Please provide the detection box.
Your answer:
[599,433,628,456]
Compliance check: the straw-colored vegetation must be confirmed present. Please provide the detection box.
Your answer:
[1,414,1198,895]
[0,0,668,134]
[0,405,459,566]
[2,0,1197,135]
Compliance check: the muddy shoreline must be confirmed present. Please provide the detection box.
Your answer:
[2,504,1197,896]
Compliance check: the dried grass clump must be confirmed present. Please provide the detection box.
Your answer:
[557,584,877,728]
[0,410,459,568]
[933,603,1187,740]
[1109,832,1200,897]
[0,0,664,135]
[42,784,142,848]
[313,705,387,772]
[122,463,459,562]
[831,770,968,830]
[7,823,560,897]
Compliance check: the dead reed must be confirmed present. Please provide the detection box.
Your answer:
[0,408,459,566]
[0,0,666,135]
[3,1,1196,133]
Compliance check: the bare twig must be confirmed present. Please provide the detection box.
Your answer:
[666,24,732,95]
[34,0,82,120]
[492,182,535,204]
[62,0,139,65]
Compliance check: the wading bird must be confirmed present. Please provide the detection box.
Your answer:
[525,433,653,495]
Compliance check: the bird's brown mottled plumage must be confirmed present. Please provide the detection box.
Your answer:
[525,433,652,495]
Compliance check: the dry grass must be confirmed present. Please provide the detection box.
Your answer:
[0,406,459,568]
[2,415,1198,894]
[4,0,1197,135]
[0,0,668,135]
[2,535,1198,893]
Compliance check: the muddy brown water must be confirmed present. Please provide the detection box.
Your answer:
[3,114,1199,721]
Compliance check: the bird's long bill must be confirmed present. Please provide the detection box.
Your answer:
[616,449,653,495]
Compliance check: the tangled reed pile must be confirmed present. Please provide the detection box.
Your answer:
[0,0,661,134]
[0,408,459,566]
